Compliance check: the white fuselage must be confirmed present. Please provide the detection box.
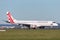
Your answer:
[14,20,58,28]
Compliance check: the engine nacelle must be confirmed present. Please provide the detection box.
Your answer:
[30,25,37,29]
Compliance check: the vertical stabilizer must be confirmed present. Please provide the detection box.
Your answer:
[6,12,15,24]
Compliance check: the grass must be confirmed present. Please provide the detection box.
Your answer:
[0,29,60,40]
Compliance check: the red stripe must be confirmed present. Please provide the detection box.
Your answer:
[7,12,14,24]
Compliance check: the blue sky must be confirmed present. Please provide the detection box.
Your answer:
[0,0,60,23]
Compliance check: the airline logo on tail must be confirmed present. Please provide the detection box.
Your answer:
[7,12,15,24]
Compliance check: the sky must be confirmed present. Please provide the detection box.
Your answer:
[0,0,60,23]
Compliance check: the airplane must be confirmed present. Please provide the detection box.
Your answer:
[5,11,58,29]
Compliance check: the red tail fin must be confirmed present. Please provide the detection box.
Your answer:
[7,12,15,24]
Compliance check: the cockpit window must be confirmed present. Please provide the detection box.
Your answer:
[53,22,56,23]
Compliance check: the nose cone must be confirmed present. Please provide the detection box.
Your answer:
[53,23,58,26]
